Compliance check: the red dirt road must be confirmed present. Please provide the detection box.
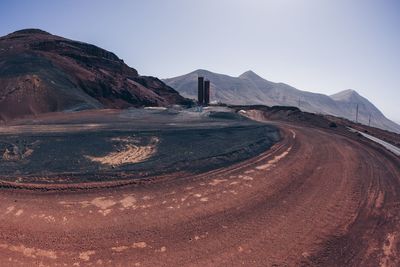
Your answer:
[0,122,399,266]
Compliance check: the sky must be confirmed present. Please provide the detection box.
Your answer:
[0,0,399,123]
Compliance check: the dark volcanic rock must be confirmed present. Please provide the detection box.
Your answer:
[0,29,190,121]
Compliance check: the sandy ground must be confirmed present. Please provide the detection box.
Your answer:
[0,118,399,266]
[85,137,160,166]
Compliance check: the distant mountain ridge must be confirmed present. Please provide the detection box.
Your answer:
[163,69,400,133]
[0,29,190,121]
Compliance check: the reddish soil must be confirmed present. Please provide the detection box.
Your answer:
[0,112,399,266]
[233,105,400,149]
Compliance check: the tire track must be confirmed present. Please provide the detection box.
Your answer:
[0,123,398,266]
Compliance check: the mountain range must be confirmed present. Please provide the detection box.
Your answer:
[0,29,190,121]
[163,69,400,133]
[1,29,398,134]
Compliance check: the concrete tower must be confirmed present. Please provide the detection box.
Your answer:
[204,80,210,105]
[198,76,204,105]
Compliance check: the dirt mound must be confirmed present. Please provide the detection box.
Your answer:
[0,109,280,184]
[85,137,159,166]
[0,29,191,121]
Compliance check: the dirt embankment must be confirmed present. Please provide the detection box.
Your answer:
[234,105,400,150]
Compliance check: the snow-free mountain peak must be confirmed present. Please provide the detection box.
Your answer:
[10,28,51,35]
[239,70,263,80]
[330,89,362,102]
[191,69,213,76]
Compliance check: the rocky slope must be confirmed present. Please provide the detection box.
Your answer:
[0,29,190,121]
[164,69,400,133]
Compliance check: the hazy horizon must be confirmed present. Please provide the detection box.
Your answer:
[1,0,399,123]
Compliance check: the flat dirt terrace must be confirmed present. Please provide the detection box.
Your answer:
[0,108,279,184]
[0,107,399,266]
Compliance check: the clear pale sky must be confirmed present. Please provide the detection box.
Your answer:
[0,0,399,123]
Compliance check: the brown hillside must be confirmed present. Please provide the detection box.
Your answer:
[0,29,190,121]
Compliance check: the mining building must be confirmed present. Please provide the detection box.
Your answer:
[198,76,210,106]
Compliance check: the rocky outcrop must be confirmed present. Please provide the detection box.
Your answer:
[0,29,191,121]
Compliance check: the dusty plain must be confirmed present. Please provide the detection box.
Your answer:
[0,107,399,267]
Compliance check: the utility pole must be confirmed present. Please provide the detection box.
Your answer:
[368,114,371,126]
[298,97,300,108]
[355,104,359,123]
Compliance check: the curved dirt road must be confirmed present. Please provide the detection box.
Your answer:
[0,122,399,266]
